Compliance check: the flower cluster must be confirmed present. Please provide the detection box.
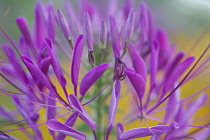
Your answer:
[0,0,209,140]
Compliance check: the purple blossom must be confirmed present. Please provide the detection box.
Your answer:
[0,1,209,140]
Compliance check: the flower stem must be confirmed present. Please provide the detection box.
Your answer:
[95,80,103,139]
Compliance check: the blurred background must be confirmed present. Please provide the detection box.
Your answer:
[0,0,210,42]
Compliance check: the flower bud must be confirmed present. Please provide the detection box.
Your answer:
[99,20,107,49]
[84,12,93,51]
[57,9,70,39]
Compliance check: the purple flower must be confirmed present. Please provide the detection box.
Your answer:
[0,1,209,140]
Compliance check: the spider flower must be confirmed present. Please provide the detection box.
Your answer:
[0,0,209,140]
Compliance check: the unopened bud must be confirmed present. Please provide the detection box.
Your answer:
[84,12,93,51]
[99,20,107,49]
[57,9,70,39]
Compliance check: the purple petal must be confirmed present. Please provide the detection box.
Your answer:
[47,119,86,140]
[71,34,84,94]
[125,67,146,98]
[38,56,51,75]
[99,20,107,49]
[16,17,35,52]
[21,55,52,90]
[156,29,169,54]
[164,51,185,79]
[163,56,195,94]
[125,9,135,42]
[19,36,30,56]
[123,0,132,18]
[110,16,121,58]
[80,63,109,96]
[2,44,28,83]
[150,41,159,90]
[120,125,170,140]
[45,38,67,88]
[117,123,124,140]
[68,94,97,130]
[127,44,147,81]
[84,12,93,51]
[140,2,149,42]
[56,112,78,140]
[34,1,46,48]
[57,9,70,39]
[147,10,154,42]
[47,3,56,42]
[108,80,121,128]
[156,29,170,68]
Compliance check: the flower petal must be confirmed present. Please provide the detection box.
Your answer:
[125,9,134,42]
[2,44,28,83]
[71,34,84,91]
[110,16,121,58]
[38,56,51,75]
[163,56,195,94]
[117,123,124,140]
[68,94,97,130]
[45,38,67,88]
[47,119,86,140]
[21,55,52,90]
[140,2,149,42]
[80,63,109,96]
[108,80,121,128]
[47,3,56,42]
[56,112,78,140]
[127,44,147,81]
[34,1,46,48]
[16,17,36,53]
[125,67,146,98]
[120,125,170,140]
[164,51,185,79]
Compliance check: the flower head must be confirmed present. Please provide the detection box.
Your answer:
[0,0,209,140]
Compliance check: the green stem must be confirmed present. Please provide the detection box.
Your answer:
[95,79,103,139]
